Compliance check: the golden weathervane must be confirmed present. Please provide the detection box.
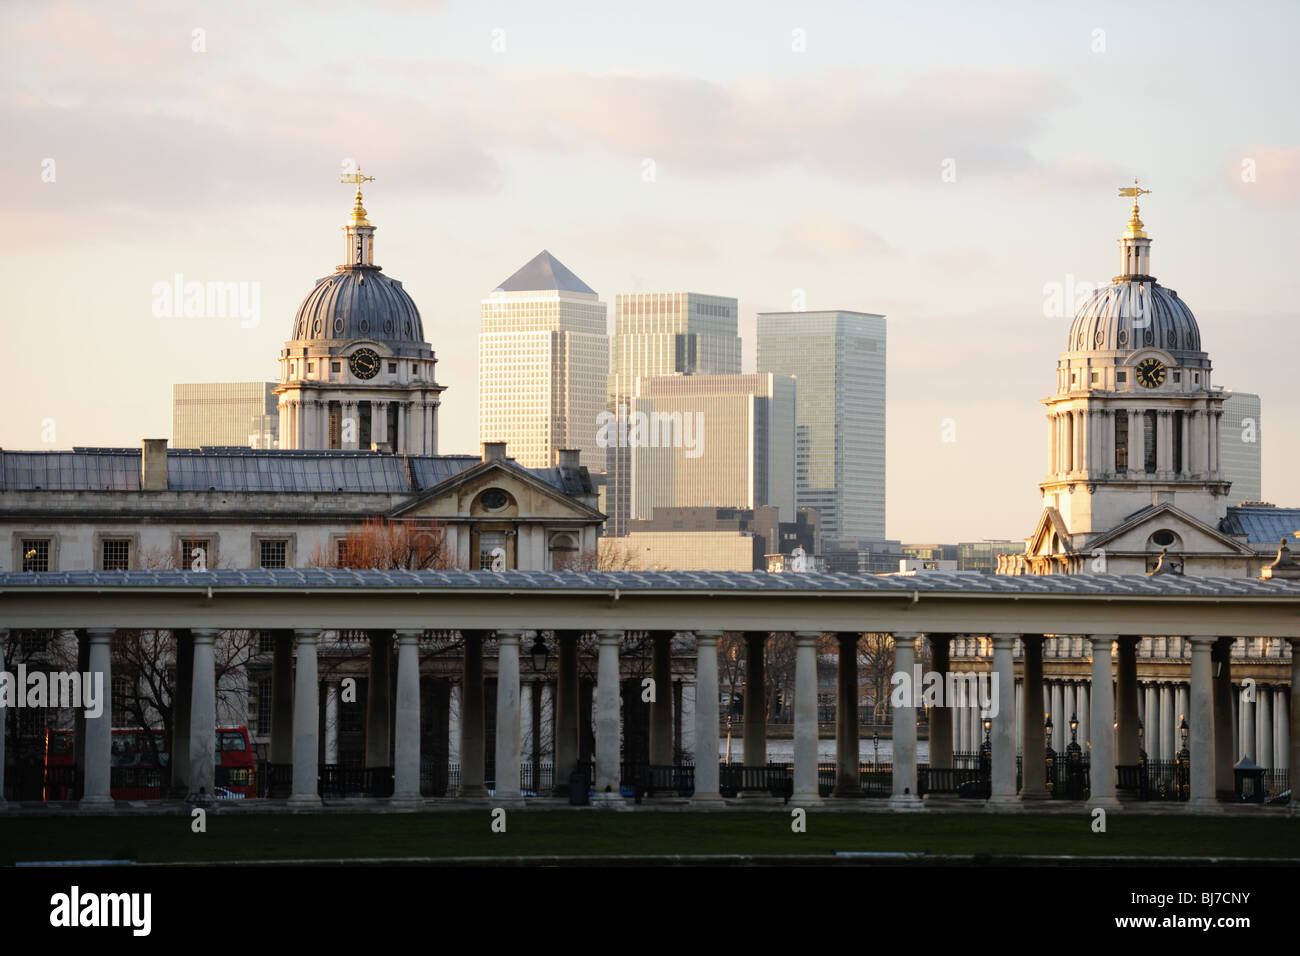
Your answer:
[341,165,375,226]
[1119,177,1151,239]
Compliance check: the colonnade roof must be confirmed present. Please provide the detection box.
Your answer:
[2,568,1298,599]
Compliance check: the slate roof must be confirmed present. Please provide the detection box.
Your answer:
[1222,505,1300,548]
[494,250,596,295]
[2,569,1297,598]
[0,448,588,497]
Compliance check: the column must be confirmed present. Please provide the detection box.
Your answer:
[1020,635,1049,800]
[989,634,1018,804]
[370,402,387,451]
[290,629,321,805]
[1048,413,1057,475]
[1187,636,1217,808]
[1159,683,1175,760]
[1078,681,1090,747]
[324,681,339,764]
[742,632,767,766]
[494,630,524,803]
[792,631,822,804]
[0,630,6,808]
[1156,410,1171,476]
[1128,408,1142,475]
[1145,684,1160,761]
[187,628,218,802]
[835,632,862,793]
[593,630,622,799]
[171,629,193,796]
[1088,635,1119,806]
[1176,684,1189,739]
[1212,638,1234,798]
[459,631,487,797]
[889,633,922,808]
[365,631,392,771]
[1115,636,1140,769]
[270,630,293,765]
[1279,686,1289,775]
[1258,686,1273,769]
[1179,411,1190,473]
[649,631,674,766]
[393,630,422,802]
[81,628,115,807]
[928,634,953,771]
[692,631,724,805]
[552,630,580,795]
[1242,683,1257,759]
[1050,682,1064,750]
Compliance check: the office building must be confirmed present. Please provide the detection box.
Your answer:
[1219,389,1262,504]
[606,292,741,534]
[173,382,279,449]
[479,251,609,470]
[757,310,886,541]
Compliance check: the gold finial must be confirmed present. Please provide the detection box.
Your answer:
[1118,177,1151,238]
[341,166,376,226]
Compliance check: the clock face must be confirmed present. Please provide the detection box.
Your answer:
[1135,358,1167,389]
[348,348,381,380]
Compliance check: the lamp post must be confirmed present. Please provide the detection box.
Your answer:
[1044,714,1056,795]
[1176,714,1190,801]
[529,633,549,672]
[979,714,992,796]
[872,730,879,767]
[1065,712,1083,800]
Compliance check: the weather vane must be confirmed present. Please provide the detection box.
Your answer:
[1118,177,1151,203]
[341,165,375,190]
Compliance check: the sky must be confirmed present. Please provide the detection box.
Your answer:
[3,0,1297,542]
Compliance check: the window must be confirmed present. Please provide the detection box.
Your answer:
[259,539,288,569]
[258,631,275,654]
[328,401,341,449]
[21,539,50,572]
[337,539,350,566]
[179,538,209,571]
[255,677,272,735]
[1194,373,1200,384]
[1114,411,1128,473]
[331,362,340,373]
[1173,372,1181,383]
[112,676,132,726]
[1173,410,1184,474]
[1090,371,1100,385]
[1116,371,1127,383]
[358,400,372,449]
[388,362,397,374]
[411,364,418,374]
[101,539,131,570]
[479,531,506,569]
[308,362,315,373]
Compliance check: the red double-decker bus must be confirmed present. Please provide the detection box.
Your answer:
[42,726,256,800]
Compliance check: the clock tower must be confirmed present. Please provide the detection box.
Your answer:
[1035,183,1232,560]
[275,168,444,453]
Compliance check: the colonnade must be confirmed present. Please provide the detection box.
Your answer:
[2,625,1295,811]
[1048,405,1222,478]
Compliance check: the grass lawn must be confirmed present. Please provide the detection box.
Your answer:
[2,810,1297,864]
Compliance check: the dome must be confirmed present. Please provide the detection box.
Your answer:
[1067,280,1202,355]
[291,267,425,346]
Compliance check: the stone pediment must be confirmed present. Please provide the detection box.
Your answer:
[388,459,603,522]
[1026,508,1071,557]
[1083,502,1256,556]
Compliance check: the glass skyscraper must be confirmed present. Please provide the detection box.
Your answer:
[606,292,741,534]
[1219,388,1262,504]
[757,310,886,541]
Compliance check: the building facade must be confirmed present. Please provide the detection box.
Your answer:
[478,251,609,471]
[627,372,795,522]
[606,292,742,535]
[756,310,886,542]
[173,382,279,449]
[1220,388,1263,505]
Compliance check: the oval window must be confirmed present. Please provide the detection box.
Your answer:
[480,489,508,510]
[1152,530,1176,547]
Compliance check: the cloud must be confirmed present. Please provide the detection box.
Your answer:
[770,213,894,261]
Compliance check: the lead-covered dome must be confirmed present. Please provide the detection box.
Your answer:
[1068,279,1201,355]
[291,267,425,345]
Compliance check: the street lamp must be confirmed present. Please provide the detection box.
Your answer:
[529,633,549,672]
[1176,714,1190,800]
[872,730,879,766]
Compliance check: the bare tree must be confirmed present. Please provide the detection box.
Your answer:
[309,517,452,570]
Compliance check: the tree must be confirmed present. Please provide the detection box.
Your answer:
[311,517,451,570]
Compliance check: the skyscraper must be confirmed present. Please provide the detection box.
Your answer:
[479,251,609,469]
[1220,388,1263,504]
[606,292,742,534]
[757,310,886,541]
[173,382,279,448]
[624,372,795,520]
